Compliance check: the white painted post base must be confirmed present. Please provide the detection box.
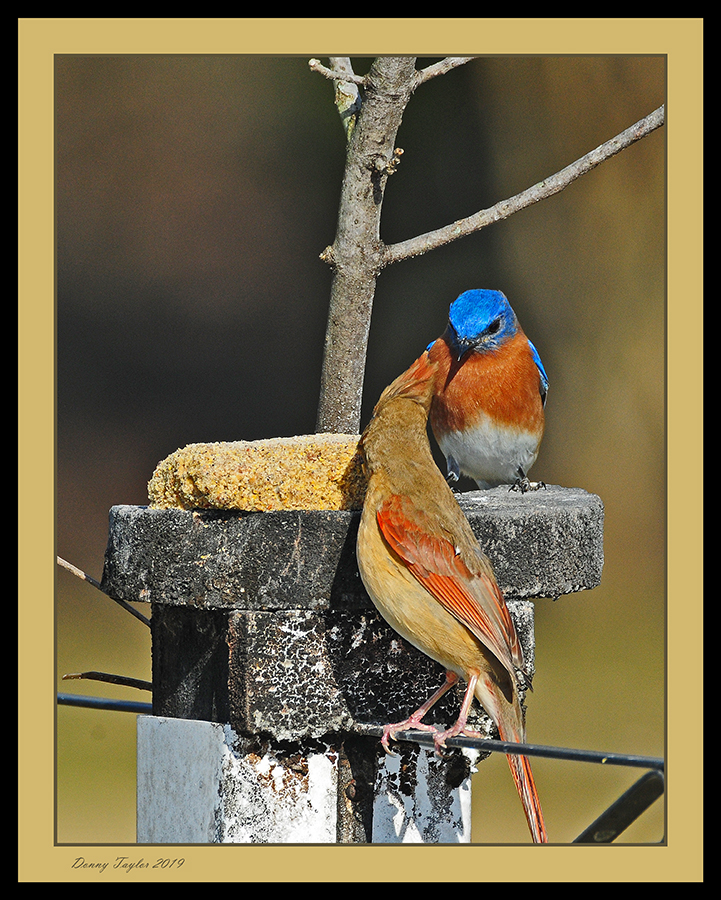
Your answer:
[137,716,338,843]
[372,744,478,843]
[136,716,477,844]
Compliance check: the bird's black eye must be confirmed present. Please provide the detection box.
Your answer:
[486,318,501,335]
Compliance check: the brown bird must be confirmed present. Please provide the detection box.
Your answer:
[357,349,548,843]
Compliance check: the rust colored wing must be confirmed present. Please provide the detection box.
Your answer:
[376,493,524,680]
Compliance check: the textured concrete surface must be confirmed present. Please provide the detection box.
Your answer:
[137,717,340,843]
[101,485,603,610]
[136,716,477,844]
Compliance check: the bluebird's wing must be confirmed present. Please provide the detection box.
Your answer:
[528,340,548,407]
[376,493,525,682]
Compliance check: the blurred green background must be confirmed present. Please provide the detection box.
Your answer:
[55,54,665,845]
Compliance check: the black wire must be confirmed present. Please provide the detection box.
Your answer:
[355,724,665,771]
[56,697,664,773]
[57,693,153,714]
[57,695,664,842]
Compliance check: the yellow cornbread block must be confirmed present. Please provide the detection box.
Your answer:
[148,434,367,512]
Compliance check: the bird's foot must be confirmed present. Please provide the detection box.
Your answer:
[430,719,471,757]
[446,456,461,483]
[509,475,546,494]
[381,718,440,755]
[380,672,460,754]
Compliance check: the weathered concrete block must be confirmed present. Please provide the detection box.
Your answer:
[460,486,605,600]
[148,601,528,742]
[101,484,603,610]
[224,602,534,741]
[101,505,365,611]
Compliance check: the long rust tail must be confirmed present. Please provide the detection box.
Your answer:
[498,721,548,843]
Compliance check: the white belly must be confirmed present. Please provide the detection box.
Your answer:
[437,417,540,488]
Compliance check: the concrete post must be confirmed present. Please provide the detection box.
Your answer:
[101,485,603,843]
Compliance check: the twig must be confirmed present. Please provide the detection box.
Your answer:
[62,671,152,692]
[311,56,474,90]
[309,57,366,85]
[414,57,474,86]
[383,104,665,265]
[57,556,151,627]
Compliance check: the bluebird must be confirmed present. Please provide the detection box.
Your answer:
[427,289,548,492]
[357,350,548,842]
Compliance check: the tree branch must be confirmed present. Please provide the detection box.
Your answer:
[315,57,418,434]
[309,56,474,87]
[308,57,366,85]
[382,104,665,266]
[414,57,474,86]
[311,55,664,437]
[326,57,362,141]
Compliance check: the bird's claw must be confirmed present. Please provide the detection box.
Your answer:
[509,473,546,493]
[381,739,399,757]
[380,719,440,755]
[430,723,469,757]
[380,723,401,754]
[446,456,461,483]
[433,743,454,760]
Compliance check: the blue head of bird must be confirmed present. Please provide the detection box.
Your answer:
[444,289,520,360]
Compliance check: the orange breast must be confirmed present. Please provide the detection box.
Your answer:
[428,331,545,434]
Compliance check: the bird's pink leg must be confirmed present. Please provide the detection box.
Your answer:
[431,670,480,754]
[381,671,459,753]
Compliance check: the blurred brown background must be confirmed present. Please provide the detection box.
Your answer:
[55,54,665,844]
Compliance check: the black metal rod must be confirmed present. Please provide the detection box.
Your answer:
[355,724,665,772]
[57,697,665,843]
[57,556,151,627]
[62,671,152,692]
[54,703,664,773]
[573,770,665,843]
[57,693,153,714]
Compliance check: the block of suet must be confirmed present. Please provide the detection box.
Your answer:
[147,435,367,512]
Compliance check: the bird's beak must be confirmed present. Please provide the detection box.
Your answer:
[450,333,476,362]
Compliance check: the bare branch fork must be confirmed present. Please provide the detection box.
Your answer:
[311,55,665,435]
